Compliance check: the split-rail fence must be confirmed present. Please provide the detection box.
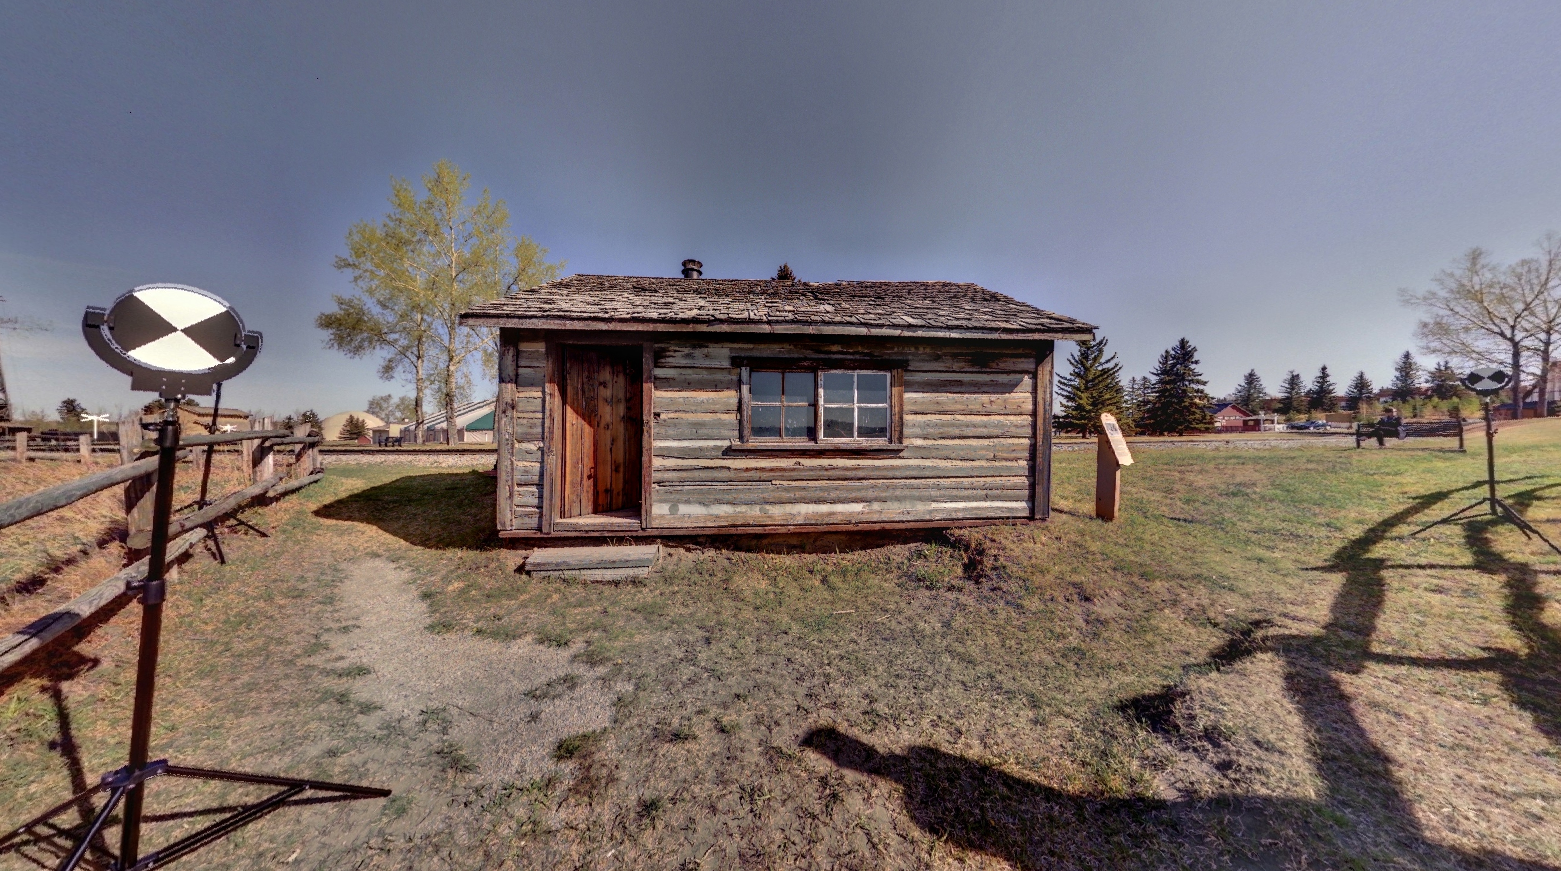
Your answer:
[0,416,322,674]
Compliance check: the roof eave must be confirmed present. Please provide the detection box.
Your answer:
[460,314,1095,342]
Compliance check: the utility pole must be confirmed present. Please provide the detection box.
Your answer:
[0,294,13,422]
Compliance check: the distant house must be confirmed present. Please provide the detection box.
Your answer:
[1211,402,1260,432]
[418,399,497,444]
[143,405,253,433]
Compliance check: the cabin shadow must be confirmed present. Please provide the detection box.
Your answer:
[313,472,499,550]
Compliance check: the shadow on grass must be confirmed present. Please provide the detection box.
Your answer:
[804,478,1561,869]
[313,472,498,550]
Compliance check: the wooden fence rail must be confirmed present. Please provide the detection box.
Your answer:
[0,452,188,531]
[0,414,322,676]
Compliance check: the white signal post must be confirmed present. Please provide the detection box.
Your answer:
[1096,413,1133,522]
[81,413,110,440]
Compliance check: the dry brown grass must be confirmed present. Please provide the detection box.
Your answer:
[1,451,256,634]
[2,425,1560,870]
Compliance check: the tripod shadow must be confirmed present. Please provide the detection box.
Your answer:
[801,477,1561,868]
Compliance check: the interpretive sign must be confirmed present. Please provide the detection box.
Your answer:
[1101,413,1133,467]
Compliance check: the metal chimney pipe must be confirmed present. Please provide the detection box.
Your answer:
[681,259,703,279]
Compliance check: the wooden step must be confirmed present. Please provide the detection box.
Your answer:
[525,544,661,577]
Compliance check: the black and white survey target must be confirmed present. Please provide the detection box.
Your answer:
[83,283,262,397]
[1463,367,1511,396]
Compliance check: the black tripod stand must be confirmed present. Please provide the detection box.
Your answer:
[1411,397,1561,555]
[1,399,388,871]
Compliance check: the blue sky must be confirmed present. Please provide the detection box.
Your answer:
[4,1,1561,417]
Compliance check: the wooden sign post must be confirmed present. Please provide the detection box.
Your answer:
[1096,413,1133,521]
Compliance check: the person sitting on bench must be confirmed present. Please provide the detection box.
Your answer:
[1374,407,1405,447]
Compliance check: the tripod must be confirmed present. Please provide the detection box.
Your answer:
[1,400,388,871]
[1411,397,1561,555]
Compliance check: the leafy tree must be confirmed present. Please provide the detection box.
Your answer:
[1141,338,1213,435]
[1389,351,1420,402]
[321,160,562,444]
[1276,371,1307,419]
[1427,360,1467,400]
[1307,365,1339,412]
[367,394,416,422]
[774,263,796,281]
[340,414,370,441]
[57,398,85,421]
[1343,371,1375,412]
[1054,338,1125,436]
[1232,370,1266,412]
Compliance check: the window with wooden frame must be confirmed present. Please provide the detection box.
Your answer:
[736,358,905,449]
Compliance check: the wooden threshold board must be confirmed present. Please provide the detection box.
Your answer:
[525,544,661,580]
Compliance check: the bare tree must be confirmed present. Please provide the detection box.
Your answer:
[1401,248,1539,413]
[1519,233,1561,417]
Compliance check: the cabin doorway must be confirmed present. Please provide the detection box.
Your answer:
[560,345,643,522]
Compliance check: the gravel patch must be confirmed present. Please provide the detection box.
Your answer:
[330,557,622,784]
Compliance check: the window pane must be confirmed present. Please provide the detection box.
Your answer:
[822,371,855,404]
[751,405,782,439]
[784,405,815,439]
[857,372,889,405]
[752,371,783,404]
[858,406,889,439]
[783,371,815,404]
[823,405,854,439]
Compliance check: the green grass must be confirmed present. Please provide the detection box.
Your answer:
[3,425,1560,869]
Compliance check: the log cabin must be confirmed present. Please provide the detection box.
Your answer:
[459,261,1095,538]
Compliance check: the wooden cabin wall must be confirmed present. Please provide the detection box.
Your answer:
[498,334,546,530]
[649,340,1038,528]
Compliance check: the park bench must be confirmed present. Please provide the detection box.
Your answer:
[1354,418,1467,450]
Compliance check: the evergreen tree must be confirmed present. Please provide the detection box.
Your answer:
[774,263,796,281]
[1122,376,1150,431]
[56,398,85,421]
[297,409,324,437]
[1343,371,1374,411]
[1276,371,1307,418]
[340,414,370,441]
[1054,338,1125,436]
[1307,365,1339,412]
[1427,360,1465,400]
[1232,370,1266,412]
[1389,351,1420,403]
[1141,338,1214,435]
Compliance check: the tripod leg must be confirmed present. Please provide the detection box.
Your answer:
[1493,498,1561,556]
[1409,499,1488,537]
[56,785,124,871]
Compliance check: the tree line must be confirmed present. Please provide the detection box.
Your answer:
[1055,340,1480,438]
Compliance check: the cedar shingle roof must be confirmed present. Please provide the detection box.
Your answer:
[460,275,1095,340]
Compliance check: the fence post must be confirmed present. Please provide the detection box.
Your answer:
[252,416,275,483]
[79,433,92,464]
[121,411,156,550]
[15,432,26,463]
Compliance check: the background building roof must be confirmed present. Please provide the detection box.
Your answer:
[461,275,1095,340]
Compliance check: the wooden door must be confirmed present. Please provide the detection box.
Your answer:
[561,346,643,517]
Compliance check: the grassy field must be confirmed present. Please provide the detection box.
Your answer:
[1,425,1559,870]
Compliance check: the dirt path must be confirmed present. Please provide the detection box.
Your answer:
[329,557,621,785]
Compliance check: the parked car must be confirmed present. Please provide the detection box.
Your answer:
[1287,420,1330,431]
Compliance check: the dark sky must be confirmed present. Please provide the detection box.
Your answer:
[5,1,1561,416]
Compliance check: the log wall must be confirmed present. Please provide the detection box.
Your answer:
[499,335,546,529]
[499,335,1047,531]
[649,340,1036,528]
